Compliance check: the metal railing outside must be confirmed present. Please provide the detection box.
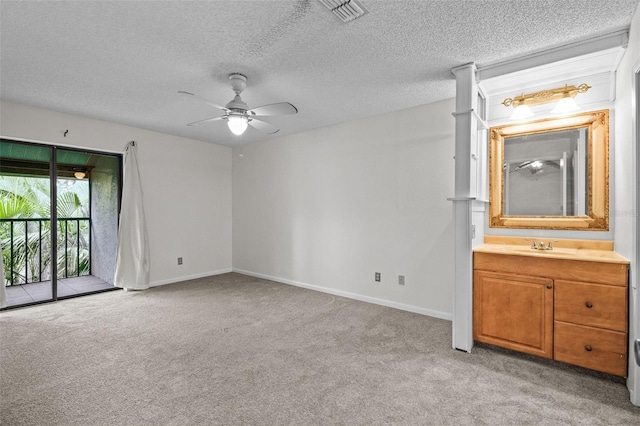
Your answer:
[0,217,91,286]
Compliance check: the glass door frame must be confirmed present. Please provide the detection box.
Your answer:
[1,138,123,309]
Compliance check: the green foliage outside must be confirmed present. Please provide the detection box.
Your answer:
[0,176,90,286]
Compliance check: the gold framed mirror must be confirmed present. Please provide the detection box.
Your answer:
[489,109,609,230]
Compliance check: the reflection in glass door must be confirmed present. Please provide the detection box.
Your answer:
[55,148,121,298]
[1,139,121,308]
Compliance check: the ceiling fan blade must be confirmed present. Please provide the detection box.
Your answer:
[187,116,226,127]
[248,118,280,134]
[178,91,230,112]
[248,102,298,117]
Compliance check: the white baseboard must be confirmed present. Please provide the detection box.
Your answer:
[232,268,452,321]
[150,268,233,287]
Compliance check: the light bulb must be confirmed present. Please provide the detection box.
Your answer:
[227,115,248,135]
[509,104,534,120]
[551,95,579,115]
[74,171,86,179]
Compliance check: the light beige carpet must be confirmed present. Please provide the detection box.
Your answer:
[1,272,639,425]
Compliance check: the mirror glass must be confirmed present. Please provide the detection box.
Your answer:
[504,127,588,216]
[489,110,609,230]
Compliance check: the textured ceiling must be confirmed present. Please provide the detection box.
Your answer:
[1,0,639,146]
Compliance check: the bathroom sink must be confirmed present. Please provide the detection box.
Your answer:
[513,248,578,257]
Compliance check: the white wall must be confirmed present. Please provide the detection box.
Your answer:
[0,101,233,286]
[614,5,640,405]
[232,99,455,319]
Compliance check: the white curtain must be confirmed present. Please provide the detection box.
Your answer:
[0,251,6,308]
[114,141,150,290]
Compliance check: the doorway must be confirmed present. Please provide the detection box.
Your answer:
[0,139,122,308]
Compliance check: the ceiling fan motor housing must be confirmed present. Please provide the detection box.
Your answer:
[226,73,249,112]
[225,95,249,112]
[229,73,247,94]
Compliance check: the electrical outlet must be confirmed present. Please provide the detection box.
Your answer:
[178,257,183,265]
[375,272,381,282]
[398,275,405,285]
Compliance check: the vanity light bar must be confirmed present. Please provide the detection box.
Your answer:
[502,83,591,109]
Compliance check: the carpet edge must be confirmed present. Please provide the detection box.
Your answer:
[149,268,233,287]
[232,268,452,321]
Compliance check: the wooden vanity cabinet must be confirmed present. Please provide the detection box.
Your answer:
[473,252,628,376]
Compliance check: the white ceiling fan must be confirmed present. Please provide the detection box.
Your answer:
[179,73,298,136]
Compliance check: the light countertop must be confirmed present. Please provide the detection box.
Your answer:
[474,236,629,264]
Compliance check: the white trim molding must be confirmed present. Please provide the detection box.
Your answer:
[149,268,233,287]
[233,268,452,321]
[477,29,629,81]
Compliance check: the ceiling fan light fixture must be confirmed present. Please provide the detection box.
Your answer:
[227,115,248,135]
[180,72,297,137]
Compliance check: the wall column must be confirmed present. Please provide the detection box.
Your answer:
[449,63,479,352]
[630,61,640,406]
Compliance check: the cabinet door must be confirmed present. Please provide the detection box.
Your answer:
[474,271,554,358]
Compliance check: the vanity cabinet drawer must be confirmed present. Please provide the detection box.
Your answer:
[554,280,627,332]
[554,321,627,376]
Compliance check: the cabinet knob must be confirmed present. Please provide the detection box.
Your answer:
[585,301,593,309]
[585,345,593,352]
[546,284,552,289]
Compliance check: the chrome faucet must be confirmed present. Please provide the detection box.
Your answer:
[525,239,558,250]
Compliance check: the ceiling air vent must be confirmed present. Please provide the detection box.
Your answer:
[319,0,369,23]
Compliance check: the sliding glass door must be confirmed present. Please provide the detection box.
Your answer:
[0,141,53,304]
[55,148,121,298]
[1,139,122,308]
